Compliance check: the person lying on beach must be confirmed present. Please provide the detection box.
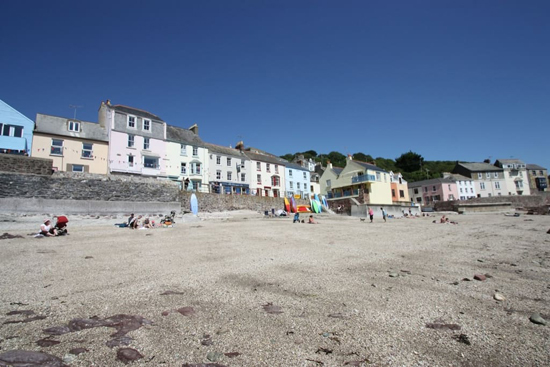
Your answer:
[40,219,57,237]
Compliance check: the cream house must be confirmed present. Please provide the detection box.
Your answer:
[32,113,108,174]
[165,124,209,192]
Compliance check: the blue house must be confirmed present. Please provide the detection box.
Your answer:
[0,99,34,155]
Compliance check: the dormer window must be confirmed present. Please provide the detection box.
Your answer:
[68,121,80,132]
[143,119,150,131]
[127,115,136,128]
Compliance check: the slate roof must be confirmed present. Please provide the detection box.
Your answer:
[444,173,473,181]
[243,150,287,165]
[408,177,455,188]
[352,160,388,173]
[166,125,204,146]
[111,105,164,122]
[526,164,547,170]
[286,162,309,171]
[495,158,525,165]
[456,162,502,172]
[204,143,250,160]
[332,167,344,175]
[34,114,108,142]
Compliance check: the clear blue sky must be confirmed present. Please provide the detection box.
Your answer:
[1,0,549,169]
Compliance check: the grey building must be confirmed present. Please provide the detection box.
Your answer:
[526,164,548,192]
[452,162,506,198]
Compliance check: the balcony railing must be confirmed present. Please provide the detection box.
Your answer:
[328,189,360,199]
[352,174,376,184]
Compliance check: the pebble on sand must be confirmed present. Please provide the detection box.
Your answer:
[529,313,547,326]
[473,274,486,281]
[494,293,505,301]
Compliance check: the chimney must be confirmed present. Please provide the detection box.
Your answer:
[327,160,332,169]
[235,141,244,150]
[442,172,451,178]
[189,123,199,135]
[98,100,109,128]
[347,154,353,160]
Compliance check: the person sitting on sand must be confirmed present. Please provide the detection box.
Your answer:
[440,215,446,224]
[143,217,152,229]
[130,215,141,229]
[308,215,317,224]
[40,219,57,237]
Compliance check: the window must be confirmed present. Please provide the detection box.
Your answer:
[227,158,231,166]
[289,170,293,177]
[227,172,232,181]
[191,163,201,175]
[68,121,80,132]
[257,174,262,184]
[143,156,158,169]
[539,170,544,175]
[143,119,150,131]
[460,188,463,193]
[303,172,307,179]
[384,173,387,182]
[297,182,301,189]
[448,184,451,190]
[257,162,261,171]
[128,155,134,167]
[1,124,23,137]
[495,181,501,189]
[424,187,428,193]
[241,173,245,182]
[82,143,92,158]
[414,188,418,194]
[180,144,187,155]
[128,134,135,147]
[51,139,63,155]
[486,172,490,178]
[193,146,198,156]
[532,170,537,175]
[494,172,498,178]
[470,188,473,193]
[376,172,381,181]
[480,182,486,190]
[181,163,187,174]
[515,180,523,189]
[216,156,221,165]
[216,170,221,179]
[392,189,396,197]
[272,176,280,186]
[275,165,279,174]
[478,173,482,179]
[143,137,150,150]
[127,115,136,128]
[399,190,404,198]
[290,181,294,189]
[72,164,84,172]
[432,186,436,192]
[326,179,331,187]
[266,164,271,172]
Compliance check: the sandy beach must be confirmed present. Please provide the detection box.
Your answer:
[0,211,549,367]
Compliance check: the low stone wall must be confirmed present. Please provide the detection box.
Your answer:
[453,202,512,214]
[434,195,549,212]
[0,154,52,175]
[180,192,309,213]
[0,172,180,202]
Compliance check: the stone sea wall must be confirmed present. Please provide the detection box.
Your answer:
[0,154,52,175]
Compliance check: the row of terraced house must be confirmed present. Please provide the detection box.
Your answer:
[1,99,314,199]
[1,98,548,208]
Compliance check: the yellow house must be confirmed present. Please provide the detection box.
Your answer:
[327,156,392,205]
[32,113,109,174]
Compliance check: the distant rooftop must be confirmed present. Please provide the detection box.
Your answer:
[111,104,164,122]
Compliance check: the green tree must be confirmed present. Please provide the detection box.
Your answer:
[280,153,295,161]
[352,152,374,163]
[374,157,397,172]
[395,151,424,172]
[300,150,318,160]
[327,151,346,167]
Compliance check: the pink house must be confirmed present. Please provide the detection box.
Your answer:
[408,177,458,206]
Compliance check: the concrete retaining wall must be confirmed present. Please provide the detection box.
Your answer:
[0,198,180,215]
[352,204,421,218]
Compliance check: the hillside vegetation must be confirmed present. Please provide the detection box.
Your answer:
[280,150,456,183]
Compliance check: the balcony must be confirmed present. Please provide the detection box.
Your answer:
[352,174,376,184]
[328,188,360,199]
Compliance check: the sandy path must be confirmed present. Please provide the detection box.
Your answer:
[0,212,549,366]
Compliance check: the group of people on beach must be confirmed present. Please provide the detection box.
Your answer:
[39,216,68,237]
[126,214,157,229]
[367,207,387,223]
[292,212,318,224]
